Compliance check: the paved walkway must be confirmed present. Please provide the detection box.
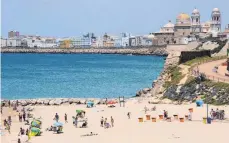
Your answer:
[196,59,229,83]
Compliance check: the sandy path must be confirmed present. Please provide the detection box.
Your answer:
[197,59,229,83]
[1,100,229,143]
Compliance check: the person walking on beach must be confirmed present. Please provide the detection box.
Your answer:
[100,117,104,127]
[54,113,59,122]
[19,113,22,122]
[111,116,114,127]
[18,127,25,136]
[163,110,168,119]
[8,116,12,126]
[65,113,68,123]
[26,129,29,136]
[18,138,21,143]
[8,100,11,107]
[104,118,107,127]
[4,119,8,127]
[144,106,148,114]
[75,116,78,127]
[22,112,26,122]
[127,112,131,119]
[6,123,10,134]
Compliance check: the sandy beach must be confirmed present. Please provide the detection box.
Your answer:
[1,99,229,143]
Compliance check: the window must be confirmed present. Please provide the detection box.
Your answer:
[196,18,198,23]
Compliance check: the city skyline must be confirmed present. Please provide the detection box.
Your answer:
[1,0,229,37]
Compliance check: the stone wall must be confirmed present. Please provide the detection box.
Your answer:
[180,50,211,63]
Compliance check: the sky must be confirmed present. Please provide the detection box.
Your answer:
[1,0,229,38]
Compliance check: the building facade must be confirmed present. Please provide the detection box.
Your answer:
[153,8,222,45]
[7,38,22,47]
[1,38,7,47]
[71,37,92,48]
[191,8,201,33]
[8,31,20,38]
[103,33,115,47]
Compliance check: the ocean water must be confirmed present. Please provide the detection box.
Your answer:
[1,53,164,99]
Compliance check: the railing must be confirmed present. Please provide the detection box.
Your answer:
[192,69,229,83]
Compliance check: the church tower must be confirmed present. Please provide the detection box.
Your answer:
[211,8,221,34]
[191,8,201,33]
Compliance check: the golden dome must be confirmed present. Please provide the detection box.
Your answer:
[176,13,190,21]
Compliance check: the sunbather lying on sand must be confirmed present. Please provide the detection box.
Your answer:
[46,126,54,131]
[108,105,115,108]
[81,132,98,137]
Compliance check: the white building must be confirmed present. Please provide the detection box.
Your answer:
[1,38,7,47]
[71,37,92,48]
[22,36,57,48]
[7,38,22,47]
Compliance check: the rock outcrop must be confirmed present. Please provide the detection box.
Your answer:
[136,51,181,97]
[0,98,120,107]
[163,81,229,105]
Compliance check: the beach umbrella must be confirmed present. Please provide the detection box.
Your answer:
[29,127,41,137]
[87,101,94,107]
[31,119,42,128]
[53,122,63,127]
[107,100,117,105]
[76,110,85,113]
[87,101,94,104]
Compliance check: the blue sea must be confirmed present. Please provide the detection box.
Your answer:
[1,53,164,99]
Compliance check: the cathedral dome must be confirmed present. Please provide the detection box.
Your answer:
[163,20,174,28]
[176,13,190,24]
[192,8,199,14]
[213,8,220,12]
[176,13,190,21]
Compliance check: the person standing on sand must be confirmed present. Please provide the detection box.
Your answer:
[4,119,8,126]
[8,100,11,107]
[75,116,78,127]
[22,112,26,122]
[104,118,107,127]
[19,113,22,122]
[127,112,131,119]
[8,116,12,126]
[54,113,59,122]
[26,129,29,136]
[100,117,104,127]
[111,116,114,127]
[6,124,10,134]
[163,110,168,119]
[65,113,68,123]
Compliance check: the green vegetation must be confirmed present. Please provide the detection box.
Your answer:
[203,80,229,91]
[184,56,227,67]
[184,76,196,86]
[163,66,184,89]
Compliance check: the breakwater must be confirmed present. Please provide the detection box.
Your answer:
[1,47,168,56]
[1,98,120,107]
